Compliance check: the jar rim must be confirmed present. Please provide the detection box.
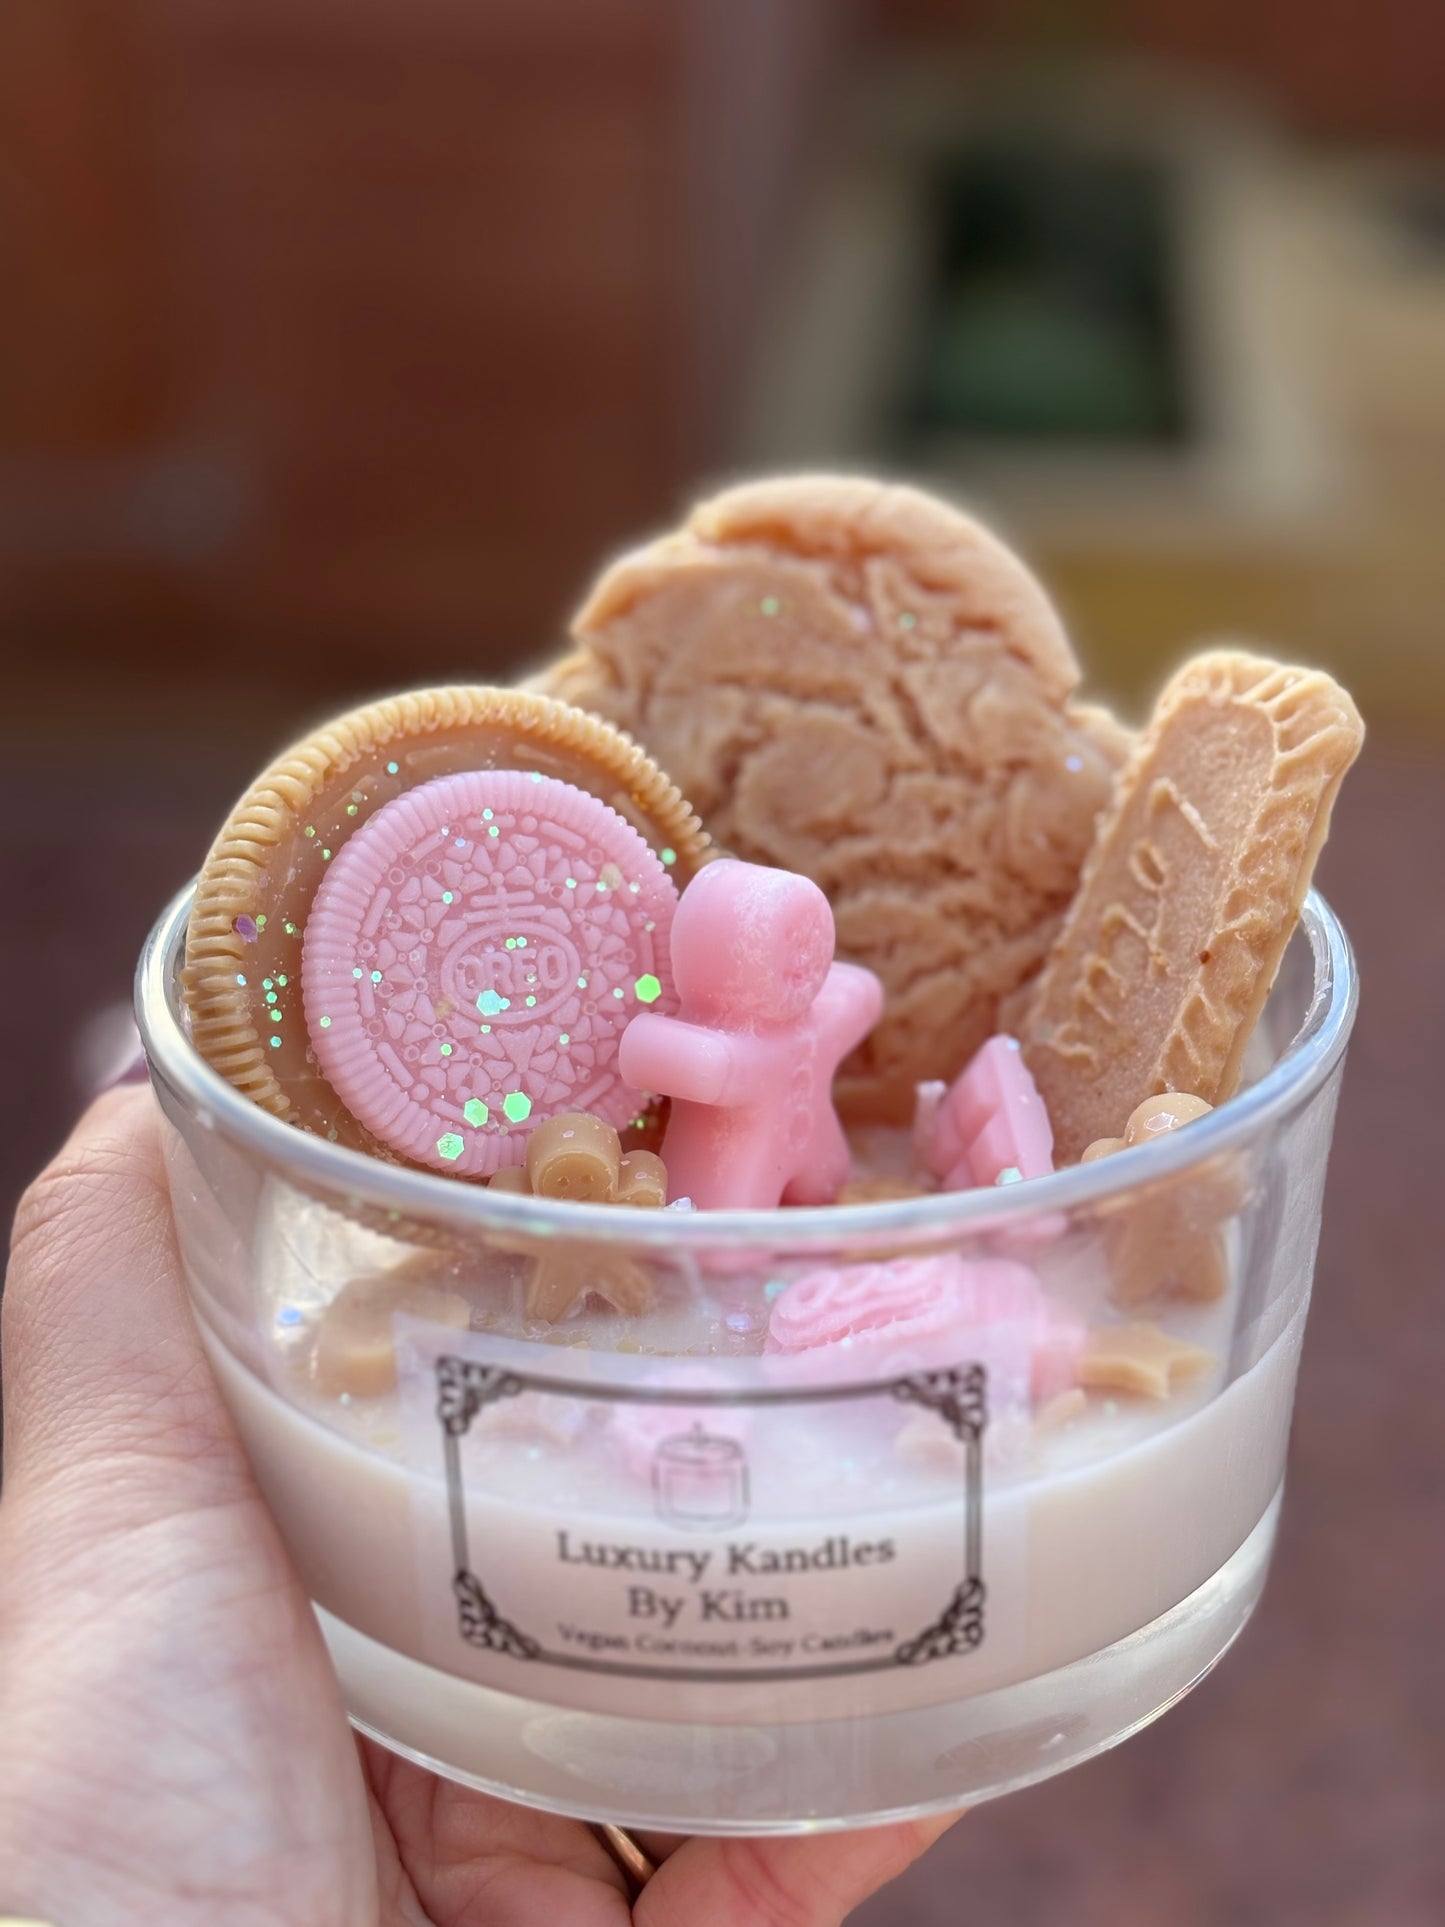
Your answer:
[137,883,1357,1254]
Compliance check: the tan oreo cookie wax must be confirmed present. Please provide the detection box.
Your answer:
[538,475,1131,1122]
[182,686,712,1165]
[1022,651,1364,1163]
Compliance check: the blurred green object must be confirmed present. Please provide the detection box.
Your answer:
[907,144,1188,444]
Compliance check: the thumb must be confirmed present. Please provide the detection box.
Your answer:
[2,1085,247,1510]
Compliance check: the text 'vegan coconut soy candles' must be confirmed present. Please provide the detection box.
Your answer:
[139,478,1362,1830]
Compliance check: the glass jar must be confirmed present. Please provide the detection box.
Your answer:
[136,886,1356,1832]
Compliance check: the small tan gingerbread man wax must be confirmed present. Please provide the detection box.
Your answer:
[488,1112,667,1321]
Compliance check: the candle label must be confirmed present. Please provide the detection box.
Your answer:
[397,1322,1030,1694]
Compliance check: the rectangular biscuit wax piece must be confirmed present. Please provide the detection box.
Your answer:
[1022,652,1362,1162]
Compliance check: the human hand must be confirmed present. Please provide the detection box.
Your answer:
[1,1087,960,1925]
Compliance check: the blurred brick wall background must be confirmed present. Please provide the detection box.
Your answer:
[2,5,1440,1920]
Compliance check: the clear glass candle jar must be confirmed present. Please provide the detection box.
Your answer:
[136,886,1356,1832]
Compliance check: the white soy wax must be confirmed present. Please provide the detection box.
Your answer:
[140,884,1358,1823]
[195,1222,1302,1730]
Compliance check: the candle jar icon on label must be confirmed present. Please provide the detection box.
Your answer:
[651,1425,750,1530]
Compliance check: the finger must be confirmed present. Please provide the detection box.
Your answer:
[2,1086,245,1505]
[360,1740,633,1927]
[636,1809,964,1927]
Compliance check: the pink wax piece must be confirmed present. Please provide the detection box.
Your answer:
[617,859,883,1210]
[765,1254,1081,1406]
[301,769,679,1176]
[765,1254,968,1355]
[928,1035,1054,1191]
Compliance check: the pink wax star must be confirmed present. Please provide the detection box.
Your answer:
[617,860,883,1209]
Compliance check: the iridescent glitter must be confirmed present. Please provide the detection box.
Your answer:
[386,761,399,775]
[661,849,676,866]
[436,1132,464,1162]
[463,1099,489,1127]
[502,1091,532,1123]
[477,989,507,1017]
[233,914,258,944]
[634,973,662,1003]
[319,1015,331,1029]
[760,596,781,616]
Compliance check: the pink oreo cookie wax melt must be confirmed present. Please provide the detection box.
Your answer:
[301,769,679,1176]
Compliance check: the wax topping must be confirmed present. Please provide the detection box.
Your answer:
[301,769,679,1176]
[1079,1322,1215,1400]
[1080,1093,1236,1304]
[1124,1091,1214,1142]
[183,684,712,1164]
[1023,651,1363,1161]
[541,473,1130,1121]
[481,1110,668,1320]
[313,1270,471,1399]
[925,1034,1055,1191]
[618,859,883,1209]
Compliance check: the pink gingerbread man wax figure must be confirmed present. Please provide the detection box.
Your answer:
[617,860,883,1210]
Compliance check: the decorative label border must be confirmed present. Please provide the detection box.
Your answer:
[435,1354,987,1684]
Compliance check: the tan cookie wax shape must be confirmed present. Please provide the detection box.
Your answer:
[182,686,713,1163]
[1079,1322,1215,1401]
[1083,1094,1240,1305]
[538,475,1130,1122]
[488,1112,665,1321]
[1023,651,1363,1162]
[313,1269,471,1399]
